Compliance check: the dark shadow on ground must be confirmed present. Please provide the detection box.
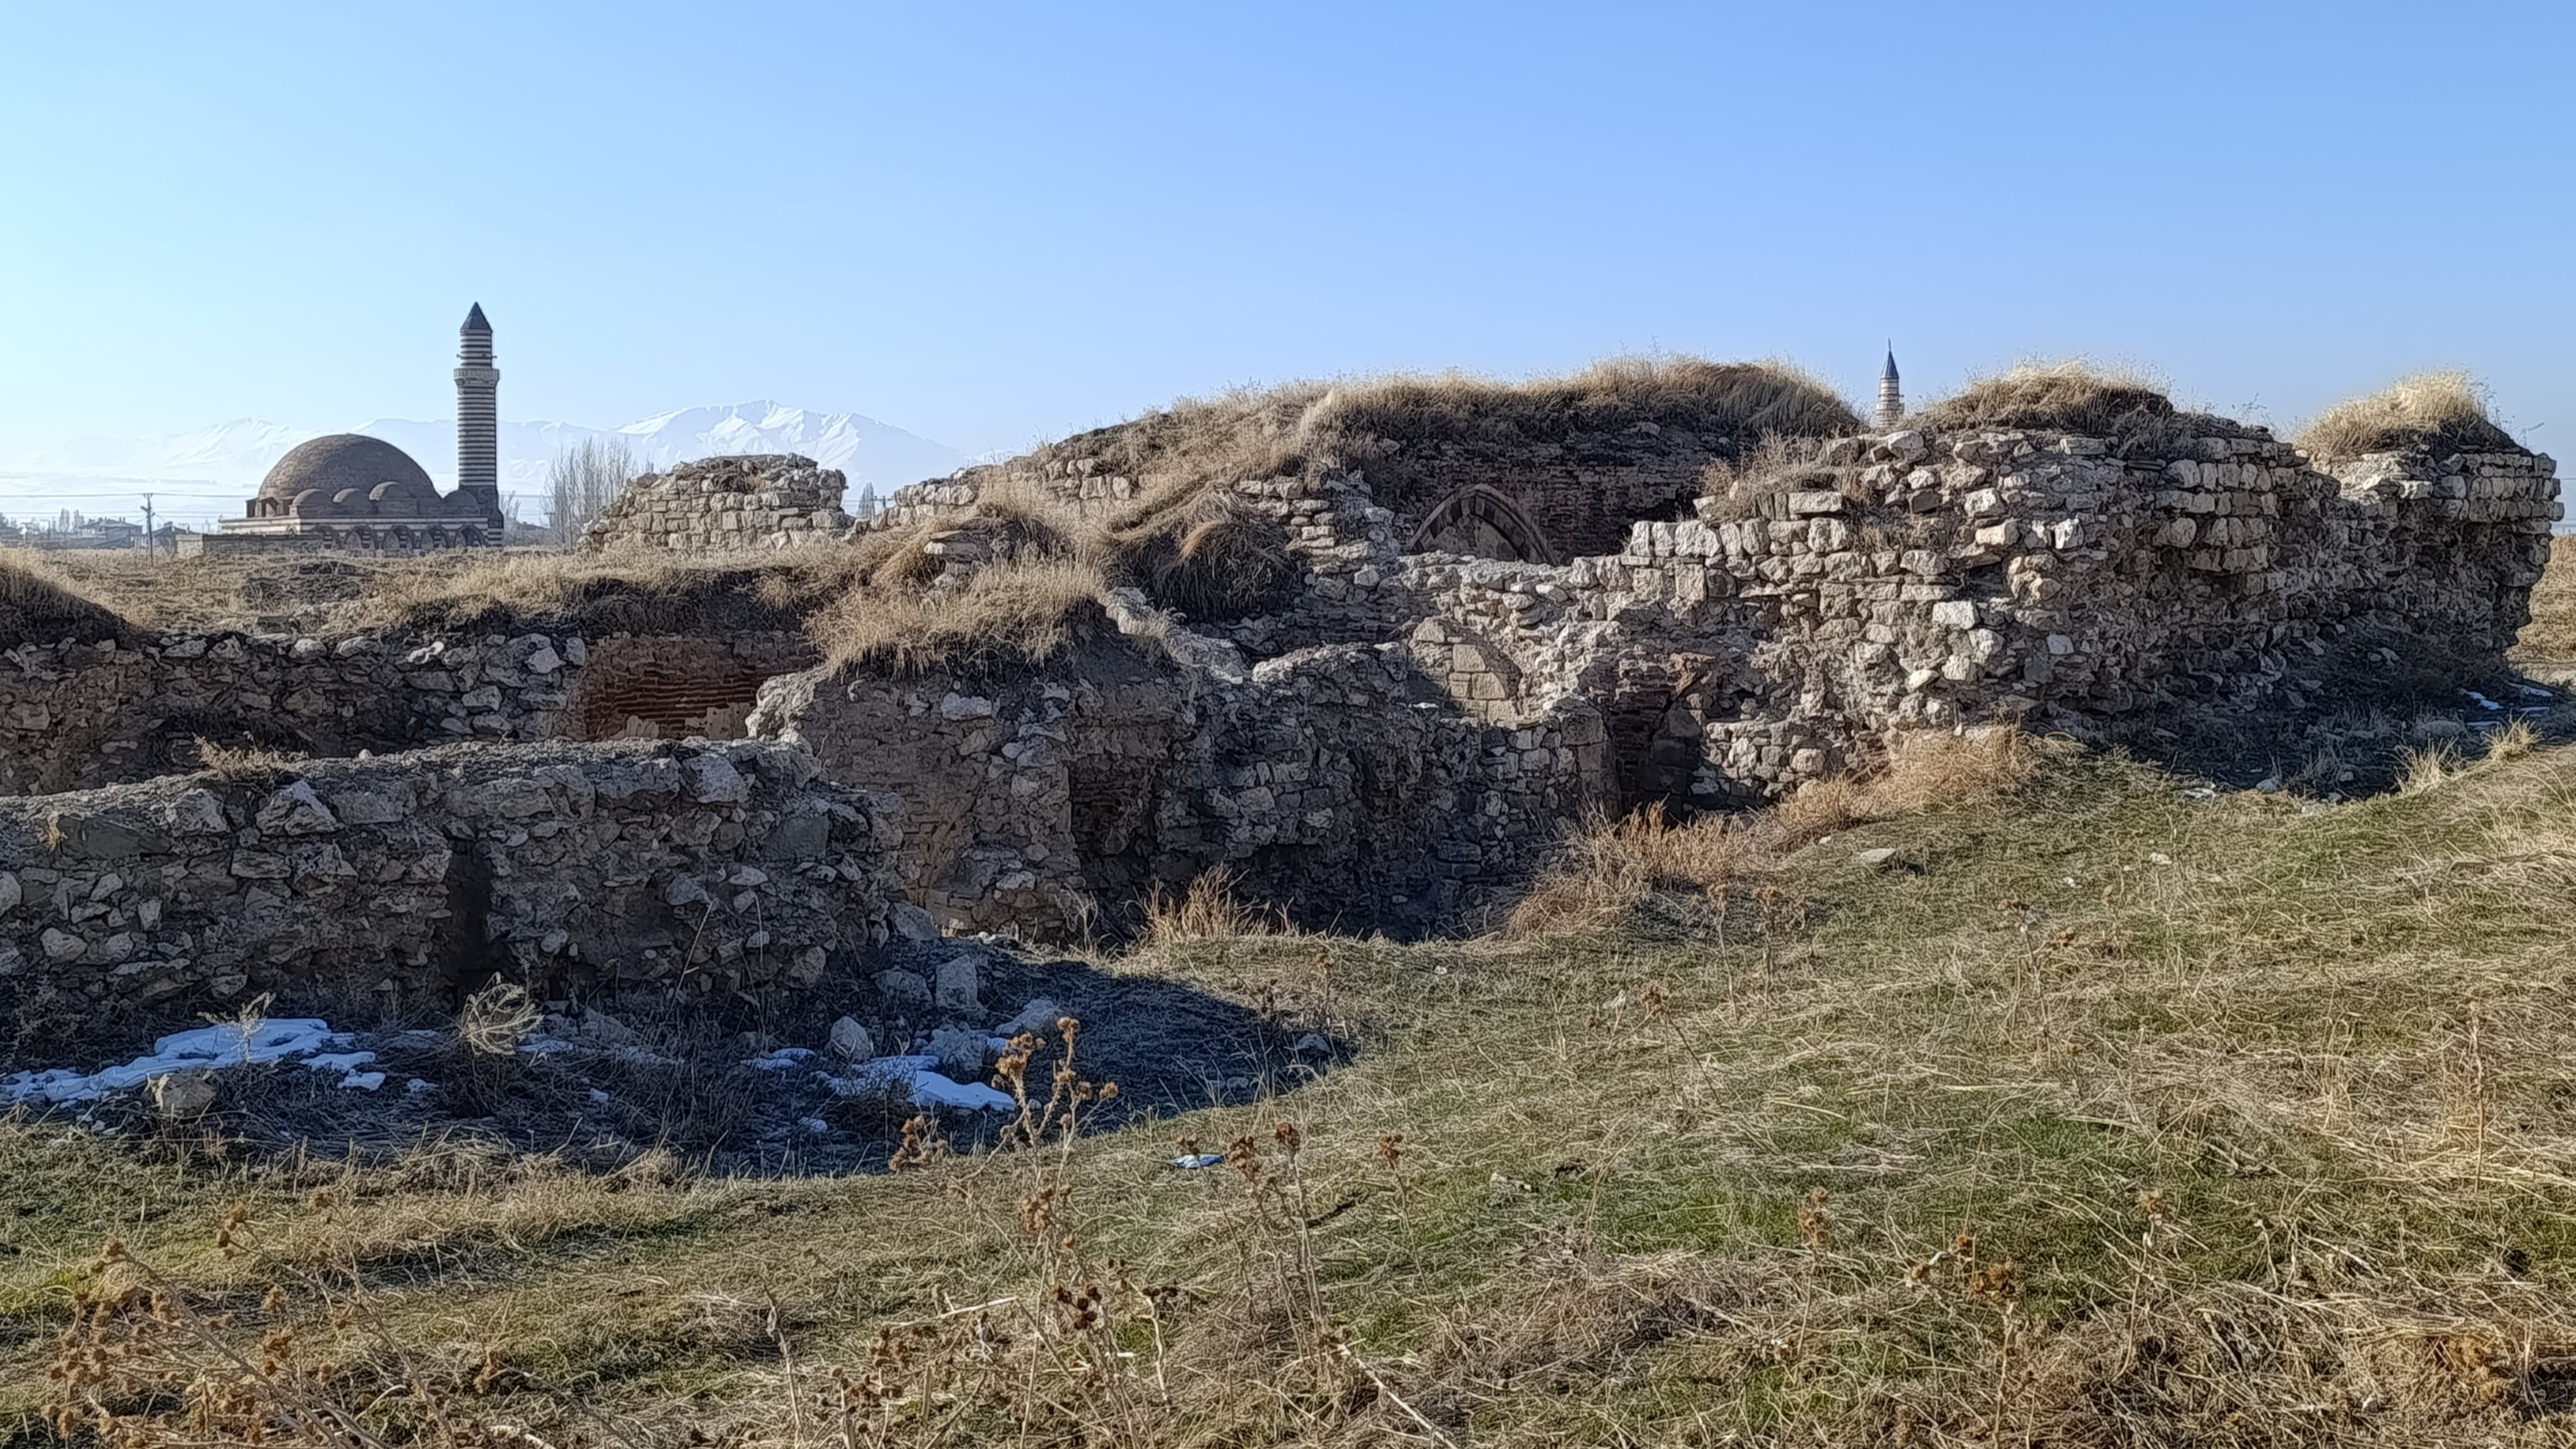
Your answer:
[6,939,1333,1178]
[2078,655,2569,800]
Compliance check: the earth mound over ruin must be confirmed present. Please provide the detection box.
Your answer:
[0,361,2563,1004]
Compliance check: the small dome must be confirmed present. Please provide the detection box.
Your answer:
[258,434,436,504]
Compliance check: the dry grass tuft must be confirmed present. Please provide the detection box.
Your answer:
[812,556,1112,676]
[0,548,133,648]
[2486,717,2539,763]
[1907,359,2183,438]
[1510,727,2034,934]
[1112,488,1296,621]
[2398,743,2460,796]
[192,737,307,782]
[1140,867,1282,946]
[984,355,1861,523]
[347,545,828,636]
[2298,371,2522,465]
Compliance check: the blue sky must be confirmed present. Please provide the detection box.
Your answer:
[1,0,2569,464]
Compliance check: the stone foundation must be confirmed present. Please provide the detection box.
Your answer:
[0,740,905,1014]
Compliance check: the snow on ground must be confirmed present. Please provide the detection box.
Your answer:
[823,1053,1015,1112]
[0,1019,381,1105]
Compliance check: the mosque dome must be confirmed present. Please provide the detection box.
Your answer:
[258,434,437,505]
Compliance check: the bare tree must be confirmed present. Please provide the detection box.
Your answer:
[546,437,640,546]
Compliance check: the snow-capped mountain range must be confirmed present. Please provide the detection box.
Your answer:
[0,403,968,525]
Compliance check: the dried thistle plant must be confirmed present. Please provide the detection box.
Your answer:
[456,980,540,1057]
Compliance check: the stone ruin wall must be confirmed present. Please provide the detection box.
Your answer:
[1198,428,2559,792]
[0,740,908,1015]
[583,453,850,552]
[796,422,2558,934]
[0,628,816,796]
[867,426,1728,564]
[0,420,2558,971]
[747,639,1614,939]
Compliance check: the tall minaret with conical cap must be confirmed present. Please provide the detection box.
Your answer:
[455,304,501,541]
[1874,345,1904,428]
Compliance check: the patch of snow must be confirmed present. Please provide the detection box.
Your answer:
[0,1018,376,1104]
[798,1116,832,1135]
[821,1053,1013,1112]
[1172,1154,1225,1170]
[405,1078,436,1095]
[2519,684,2556,699]
[2464,689,2503,711]
[749,1047,817,1071]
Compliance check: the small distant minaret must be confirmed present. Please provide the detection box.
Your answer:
[455,304,501,539]
[1874,345,1904,428]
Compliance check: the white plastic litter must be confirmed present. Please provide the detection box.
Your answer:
[0,1019,378,1104]
[1172,1153,1225,1169]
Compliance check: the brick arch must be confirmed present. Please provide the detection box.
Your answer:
[1407,485,1554,564]
[566,635,818,741]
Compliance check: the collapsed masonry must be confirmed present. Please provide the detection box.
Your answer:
[0,397,2561,1014]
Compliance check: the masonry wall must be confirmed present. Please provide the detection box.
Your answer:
[0,628,818,796]
[0,740,906,1019]
[748,637,1614,939]
[0,631,583,796]
[583,454,849,552]
[868,427,1727,565]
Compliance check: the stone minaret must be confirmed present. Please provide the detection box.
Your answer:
[1874,346,1904,429]
[455,304,501,540]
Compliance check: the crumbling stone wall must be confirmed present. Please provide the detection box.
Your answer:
[748,636,1614,939]
[0,740,905,1015]
[868,427,1725,565]
[0,631,585,796]
[1356,427,2560,809]
[583,454,849,552]
[6,412,2556,956]
[1,628,815,796]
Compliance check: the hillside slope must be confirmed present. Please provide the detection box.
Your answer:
[6,736,2576,1445]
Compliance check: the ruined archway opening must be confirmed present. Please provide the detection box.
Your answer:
[568,635,818,741]
[1407,486,1555,564]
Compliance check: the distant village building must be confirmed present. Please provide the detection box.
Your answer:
[1874,347,1904,428]
[191,306,505,556]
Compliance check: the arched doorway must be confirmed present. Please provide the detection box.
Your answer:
[1408,486,1554,563]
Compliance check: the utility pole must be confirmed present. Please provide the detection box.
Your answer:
[140,493,156,560]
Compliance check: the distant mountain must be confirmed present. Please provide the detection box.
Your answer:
[0,403,969,524]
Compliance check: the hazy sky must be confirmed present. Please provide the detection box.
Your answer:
[2,0,2569,463]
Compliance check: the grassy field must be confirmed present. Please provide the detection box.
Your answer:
[7,725,2576,1446]
[2519,535,2576,669]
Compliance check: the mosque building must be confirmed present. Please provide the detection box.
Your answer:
[201,306,505,552]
